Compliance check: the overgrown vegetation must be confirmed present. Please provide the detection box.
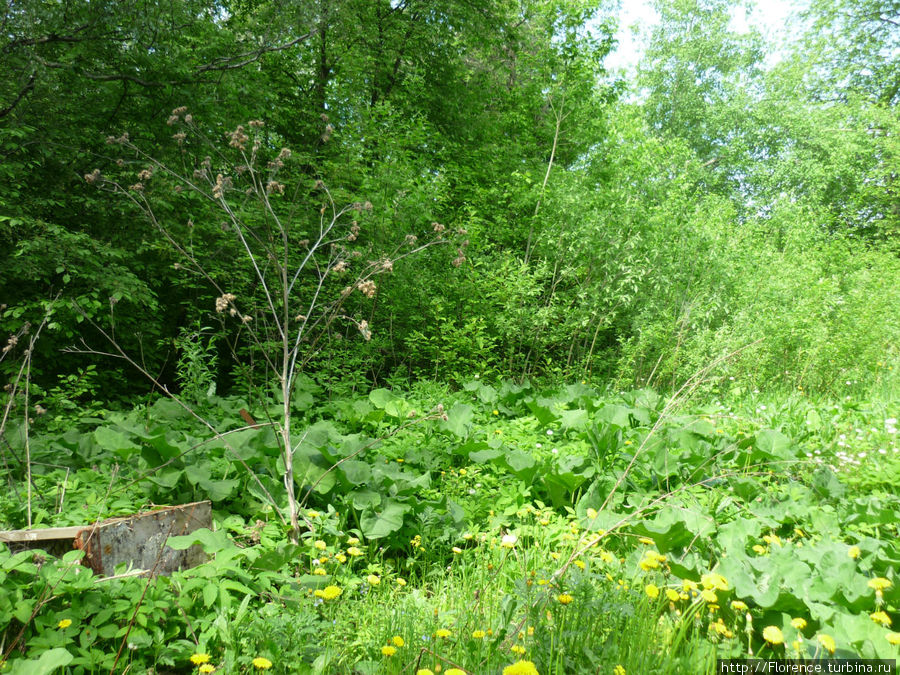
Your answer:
[1,0,899,673]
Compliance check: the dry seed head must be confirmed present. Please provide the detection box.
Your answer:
[84,169,101,184]
[381,259,393,272]
[432,222,445,233]
[228,125,249,150]
[201,156,212,169]
[184,114,193,124]
[278,148,292,161]
[314,180,324,189]
[332,260,348,273]
[129,183,144,192]
[138,168,153,181]
[405,234,418,245]
[266,181,285,195]
[174,185,183,194]
[116,159,125,167]
[248,119,265,129]
[215,293,236,313]
[358,319,372,341]
[167,115,179,126]
[173,132,186,144]
[357,280,376,298]
[172,106,188,116]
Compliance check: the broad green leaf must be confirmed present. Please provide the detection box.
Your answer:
[359,501,410,539]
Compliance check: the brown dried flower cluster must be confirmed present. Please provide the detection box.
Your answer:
[2,335,17,354]
[228,125,249,150]
[248,119,265,129]
[380,258,393,273]
[432,222,445,233]
[405,234,418,246]
[173,132,187,145]
[212,174,232,199]
[332,260,348,273]
[138,168,153,182]
[215,293,236,313]
[84,169,101,184]
[266,180,285,195]
[358,319,371,341]
[105,132,129,145]
[348,223,360,242]
[357,280,377,298]
[167,107,189,126]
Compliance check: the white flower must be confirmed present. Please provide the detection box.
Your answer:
[501,534,518,548]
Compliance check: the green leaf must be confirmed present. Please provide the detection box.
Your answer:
[7,648,73,675]
[443,403,473,437]
[359,501,410,539]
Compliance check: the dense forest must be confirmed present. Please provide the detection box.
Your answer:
[1,0,898,673]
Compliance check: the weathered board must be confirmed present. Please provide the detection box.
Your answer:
[0,501,211,577]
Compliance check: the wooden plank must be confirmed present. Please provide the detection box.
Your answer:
[0,526,85,543]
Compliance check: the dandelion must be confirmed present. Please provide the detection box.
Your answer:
[871,611,892,627]
[251,657,273,670]
[313,567,327,576]
[762,534,782,547]
[753,545,767,555]
[868,578,892,591]
[381,646,397,656]
[502,661,540,675]
[347,546,364,557]
[446,670,467,675]
[321,585,342,600]
[367,574,381,586]
[396,578,407,586]
[557,593,574,605]
[574,560,586,570]
[791,618,807,630]
[763,626,784,645]
[666,589,680,602]
[731,600,748,612]
[57,619,73,629]
[645,584,660,599]
[886,632,900,645]
[638,537,654,545]
[416,671,435,675]
[391,636,404,647]
[511,644,526,655]
[701,589,718,603]
[435,628,452,638]
[199,665,216,674]
[614,667,626,675]
[701,573,729,591]
[472,630,486,639]
[817,634,836,654]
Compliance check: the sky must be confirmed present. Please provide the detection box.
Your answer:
[603,0,802,73]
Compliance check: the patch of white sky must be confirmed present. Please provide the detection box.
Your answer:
[602,0,806,75]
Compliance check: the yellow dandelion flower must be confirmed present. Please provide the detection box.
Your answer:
[731,600,748,612]
[868,578,892,591]
[396,578,407,586]
[701,589,717,603]
[557,593,574,605]
[347,536,360,545]
[701,573,729,591]
[347,546,364,556]
[314,540,327,550]
[791,618,807,630]
[251,657,273,670]
[447,670,467,675]
[381,646,397,656]
[452,546,463,554]
[539,518,551,526]
[574,560,586,570]
[614,666,626,675]
[336,553,347,563]
[307,511,320,519]
[762,534,781,547]
[666,589,680,602]
[645,584,660,599]
[886,632,900,646]
[416,670,435,675]
[190,653,210,665]
[199,665,216,674]
[753,545,767,555]
[683,580,698,592]
[392,636,405,647]
[435,628,452,638]
[871,611,892,627]
[502,661,540,675]
[817,634,835,654]
[511,644,526,655]
[638,537,654,545]
[639,557,659,571]
[459,469,467,476]
[848,546,861,559]
[321,585,342,600]
[367,574,381,586]
[313,567,327,576]
[472,630,486,639]
[763,626,784,645]
[600,550,615,563]
[57,619,73,630]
